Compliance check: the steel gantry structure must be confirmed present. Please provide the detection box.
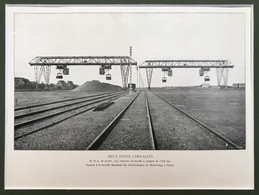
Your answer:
[139,60,234,89]
[29,56,137,89]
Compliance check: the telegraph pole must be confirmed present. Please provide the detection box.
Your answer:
[137,65,139,89]
[129,46,132,91]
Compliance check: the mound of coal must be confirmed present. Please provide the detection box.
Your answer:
[73,80,122,92]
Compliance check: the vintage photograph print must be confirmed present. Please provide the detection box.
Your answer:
[5,5,254,190]
[12,6,249,151]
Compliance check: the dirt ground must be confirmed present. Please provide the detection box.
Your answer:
[151,87,246,148]
[98,91,153,150]
[147,90,234,150]
[15,91,137,150]
[14,87,246,150]
[15,90,109,107]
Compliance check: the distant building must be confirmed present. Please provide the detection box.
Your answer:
[233,83,238,88]
[233,83,245,89]
[239,83,245,88]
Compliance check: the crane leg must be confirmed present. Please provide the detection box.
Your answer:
[42,65,51,85]
[34,66,43,89]
[216,68,229,88]
[222,68,229,88]
[216,68,223,87]
[120,65,130,89]
[146,67,153,90]
[34,65,51,89]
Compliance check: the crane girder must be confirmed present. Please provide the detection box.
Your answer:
[29,56,137,66]
[139,60,234,68]
[139,60,234,89]
[29,56,136,89]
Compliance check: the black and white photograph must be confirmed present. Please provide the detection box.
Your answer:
[5,5,253,189]
[12,7,247,151]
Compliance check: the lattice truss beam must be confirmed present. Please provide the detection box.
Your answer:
[29,56,137,88]
[139,60,234,68]
[139,60,234,89]
[29,56,137,66]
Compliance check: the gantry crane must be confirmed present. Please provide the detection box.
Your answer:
[29,56,137,89]
[139,60,234,89]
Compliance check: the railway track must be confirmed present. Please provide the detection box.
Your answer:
[86,89,242,150]
[15,89,242,150]
[15,91,127,140]
[15,91,117,111]
[86,90,157,150]
[86,91,142,150]
[150,91,242,149]
[15,91,123,119]
[144,91,157,150]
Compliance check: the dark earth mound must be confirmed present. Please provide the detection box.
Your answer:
[73,80,122,92]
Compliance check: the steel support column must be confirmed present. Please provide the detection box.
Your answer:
[34,65,51,89]
[120,65,130,89]
[216,68,223,86]
[34,66,43,89]
[216,68,229,87]
[42,65,51,85]
[30,56,137,89]
[222,68,229,86]
[146,67,153,90]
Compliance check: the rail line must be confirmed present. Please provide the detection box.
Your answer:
[15,91,126,128]
[15,91,120,111]
[15,91,127,140]
[150,91,242,149]
[15,89,242,150]
[86,91,142,150]
[86,90,158,150]
[15,91,124,119]
[144,91,157,150]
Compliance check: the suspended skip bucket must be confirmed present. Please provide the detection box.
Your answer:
[99,67,105,75]
[205,76,210,81]
[168,70,173,77]
[56,73,63,79]
[106,74,111,80]
[199,70,204,76]
[203,68,210,72]
[56,65,67,69]
[63,68,69,75]
[162,77,167,83]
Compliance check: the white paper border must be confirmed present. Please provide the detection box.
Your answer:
[5,5,254,189]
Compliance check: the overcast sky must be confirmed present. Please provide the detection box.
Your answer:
[14,8,246,87]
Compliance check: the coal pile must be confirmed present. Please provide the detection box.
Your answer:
[73,80,122,92]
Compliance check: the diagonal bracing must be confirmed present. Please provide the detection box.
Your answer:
[29,56,137,89]
[139,60,234,89]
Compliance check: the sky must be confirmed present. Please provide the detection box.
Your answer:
[14,8,246,87]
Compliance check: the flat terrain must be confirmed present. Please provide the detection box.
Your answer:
[152,87,245,148]
[14,87,246,150]
[15,91,108,107]
[147,90,234,150]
